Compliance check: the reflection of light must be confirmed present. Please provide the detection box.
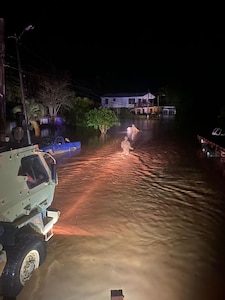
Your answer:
[54,224,94,236]
[41,128,51,137]
[53,143,135,236]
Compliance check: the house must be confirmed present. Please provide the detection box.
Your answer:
[100,91,176,116]
[100,91,155,114]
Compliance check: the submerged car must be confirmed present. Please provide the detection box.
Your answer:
[39,136,81,155]
[211,128,225,137]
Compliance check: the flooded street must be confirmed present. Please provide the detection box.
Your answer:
[16,118,225,300]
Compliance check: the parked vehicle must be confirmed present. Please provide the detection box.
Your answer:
[201,143,221,157]
[0,144,60,298]
[211,128,225,137]
[39,136,81,155]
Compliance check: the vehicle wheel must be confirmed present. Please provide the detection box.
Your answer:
[0,234,46,298]
[71,147,77,151]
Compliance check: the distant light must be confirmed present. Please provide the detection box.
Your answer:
[25,25,34,31]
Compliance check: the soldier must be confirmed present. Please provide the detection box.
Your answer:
[127,124,139,140]
[121,136,134,155]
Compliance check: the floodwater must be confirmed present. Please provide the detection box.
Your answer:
[14,118,225,299]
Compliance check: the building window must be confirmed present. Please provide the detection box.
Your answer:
[105,99,109,105]
[128,98,135,104]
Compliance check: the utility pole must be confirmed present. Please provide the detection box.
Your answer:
[15,33,31,145]
[0,18,6,139]
[9,25,33,145]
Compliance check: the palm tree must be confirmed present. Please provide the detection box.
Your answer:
[12,99,46,137]
[38,79,74,124]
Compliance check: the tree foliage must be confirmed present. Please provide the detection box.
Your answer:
[37,79,74,122]
[85,107,120,134]
[12,99,46,136]
[65,96,95,126]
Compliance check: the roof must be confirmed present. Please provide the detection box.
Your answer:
[101,91,154,98]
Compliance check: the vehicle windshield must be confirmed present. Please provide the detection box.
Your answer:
[19,154,49,189]
[38,137,54,148]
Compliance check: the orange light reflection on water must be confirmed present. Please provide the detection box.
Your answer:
[53,148,134,236]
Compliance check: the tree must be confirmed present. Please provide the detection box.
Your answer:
[85,107,120,134]
[65,96,95,126]
[12,99,46,137]
[37,79,74,124]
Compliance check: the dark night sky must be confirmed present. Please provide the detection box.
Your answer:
[1,3,225,100]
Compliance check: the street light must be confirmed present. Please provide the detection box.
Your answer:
[9,25,34,145]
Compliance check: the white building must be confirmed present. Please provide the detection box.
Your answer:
[100,92,155,110]
[100,91,176,116]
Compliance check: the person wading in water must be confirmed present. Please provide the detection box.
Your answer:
[121,136,134,155]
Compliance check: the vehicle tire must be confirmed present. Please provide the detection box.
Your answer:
[0,234,46,298]
[71,147,77,151]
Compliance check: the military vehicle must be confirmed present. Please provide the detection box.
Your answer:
[0,144,60,298]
